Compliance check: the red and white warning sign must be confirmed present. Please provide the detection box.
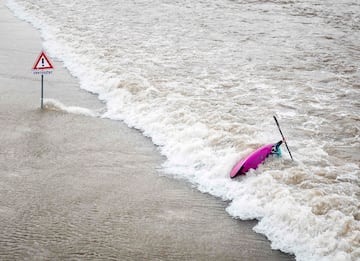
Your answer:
[32,51,54,74]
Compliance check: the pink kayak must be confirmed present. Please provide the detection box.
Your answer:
[230,140,282,178]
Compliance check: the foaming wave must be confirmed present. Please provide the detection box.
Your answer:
[43,98,99,117]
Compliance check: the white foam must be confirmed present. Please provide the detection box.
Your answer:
[43,98,99,117]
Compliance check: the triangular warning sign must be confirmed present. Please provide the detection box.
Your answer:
[32,51,54,70]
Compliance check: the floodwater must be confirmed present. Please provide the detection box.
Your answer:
[5,0,360,260]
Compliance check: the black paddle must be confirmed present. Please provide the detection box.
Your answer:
[273,116,294,161]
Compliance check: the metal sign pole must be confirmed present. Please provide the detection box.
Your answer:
[41,74,44,109]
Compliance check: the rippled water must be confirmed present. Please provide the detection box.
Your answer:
[7,0,360,260]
